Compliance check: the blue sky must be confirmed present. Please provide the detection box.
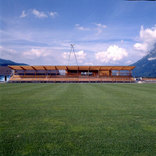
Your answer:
[0,0,156,65]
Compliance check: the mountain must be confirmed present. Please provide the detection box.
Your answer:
[0,58,27,66]
[132,45,156,77]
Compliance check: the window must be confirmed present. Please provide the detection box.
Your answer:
[59,70,66,75]
[81,72,92,76]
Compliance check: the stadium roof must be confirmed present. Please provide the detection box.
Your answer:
[9,65,135,71]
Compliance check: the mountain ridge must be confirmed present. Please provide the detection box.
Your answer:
[131,45,156,77]
[0,58,27,66]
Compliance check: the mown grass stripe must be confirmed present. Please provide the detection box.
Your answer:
[0,83,156,155]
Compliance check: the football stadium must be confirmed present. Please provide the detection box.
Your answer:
[1,51,156,155]
[1,0,156,155]
[1,53,156,155]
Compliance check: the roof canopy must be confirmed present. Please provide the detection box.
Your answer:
[9,65,135,71]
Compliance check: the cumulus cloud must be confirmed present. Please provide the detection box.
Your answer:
[32,9,48,18]
[75,50,87,60]
[23,48,50,58]
[134,25,156,51]
[134,43,148,51]
[95,45,128,63]
[63,50,86,63]
[20,10,27,18]
[75,24,90,31]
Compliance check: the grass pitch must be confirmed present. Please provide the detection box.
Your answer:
[0,83,156,156]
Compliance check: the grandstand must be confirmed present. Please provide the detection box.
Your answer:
[8,65,135,83]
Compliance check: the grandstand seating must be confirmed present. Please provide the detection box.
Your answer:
[9,65,135,83]
[9,75,135,83]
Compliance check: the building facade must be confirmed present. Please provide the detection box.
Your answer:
[9,65,135,83]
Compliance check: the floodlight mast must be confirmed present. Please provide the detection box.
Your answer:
[68,44,78,66]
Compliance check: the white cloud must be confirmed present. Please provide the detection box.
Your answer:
[17,47,66,65]
[126,60,132,64]
[49,12,57,18]
[74,23,107,35]
[20,10,27,18]
[32,9,48,18]
[0,46,18,61]
[63,50,86,63]
[75,24,90,31]
[0,46,17,54]
[95,45,128,63]
[75,50,87,60]
[95,23,107,29]
[95,23,107,35]
[148,57,156,61]
[134,43,148,51]
[19,9,58,19]
[23,48,50,58]
[134,25,156,51]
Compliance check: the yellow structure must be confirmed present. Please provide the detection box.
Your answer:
[9,65,135,83]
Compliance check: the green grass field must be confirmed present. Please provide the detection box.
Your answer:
[0,83,156,156]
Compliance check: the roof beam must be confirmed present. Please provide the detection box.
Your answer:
[43,66,47,70]
[8,66,15,70]
[20,66,26,70]
[31,66,37,71]
[8,65,135,71]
